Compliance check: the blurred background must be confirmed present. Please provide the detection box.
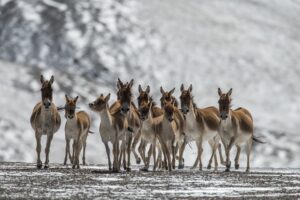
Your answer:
[0,0,299,168]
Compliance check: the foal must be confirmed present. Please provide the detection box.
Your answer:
[64,95,91,169]
[217,88,263,172]
[30,75,61,169]
[89,93,128,172]
[179,84,223,170]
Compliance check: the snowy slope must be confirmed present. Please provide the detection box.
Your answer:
[0,0,300,168]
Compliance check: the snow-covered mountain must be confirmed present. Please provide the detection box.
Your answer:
[0,0,299,168]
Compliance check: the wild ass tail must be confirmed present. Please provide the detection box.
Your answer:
[252,136,266,144]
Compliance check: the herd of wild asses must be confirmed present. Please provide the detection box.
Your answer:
[30,75,264,172]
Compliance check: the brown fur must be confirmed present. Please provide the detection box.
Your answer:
[30,75,61,169]
[218,88,255,172]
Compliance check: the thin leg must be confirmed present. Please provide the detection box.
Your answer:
[82,141,87,165]
[246,139,252,173]
[64,139,70,165]
[196,138,203,171]
[44,133,53,169]
[104,142,112,171]
[235,145,241,169]
[218,143,226,166]
[132,131,141,164]
[178,140,186,169]
[35,132,42,169]
[127,134,133,171]
[225,137,236,172]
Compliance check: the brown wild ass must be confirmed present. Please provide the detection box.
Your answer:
[89,93,128,172]
[64,95,91,169]
[160,87,185,168]
[179,84,222,170]
[137,85,164,168]
[30,75,61,169]
[217,88,263,172]
[114,78,141,171]
[153,100,184,171]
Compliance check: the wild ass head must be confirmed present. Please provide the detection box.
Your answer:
[163,100,176,122]
[117,78,134,115]
[160,86,178,108]
[218,88,232,120]
[89,93,111,112]
[137,85,150,108]
[138,100,152,121]
[64,95,79,119]
[40,75,54,109]
[179,84,193,114]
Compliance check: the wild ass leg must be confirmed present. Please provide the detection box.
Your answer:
[196,137,203,171]
[35,132,42,169]
[207,140,214,169]
[178,140,186,169]
[75,139,83,169]
[152,142,157,171]
[246,138,252,173]
[44,133,54,169]
[132,130,141,164]
[112,135,120,172]
[64,139,71,165]
[127,133,133,172]
[82,137,87,165]
[218,143,226,166]
[225,137,236,172]
[104,142,112,171]
[138,140,147,165]
[234,145,241,169]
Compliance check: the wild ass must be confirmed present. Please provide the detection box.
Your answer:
[30,75,61,169]
[64,95,91,169]
[179,84,222,170]
[89,93,128,172]
[114,78,141,171]
[160,87,185,168]
[154,100,184,171]
[217,88,264,172]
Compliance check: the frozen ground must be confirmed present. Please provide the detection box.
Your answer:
[0,162,299,199]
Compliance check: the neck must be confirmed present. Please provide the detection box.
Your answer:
[99,104,112,125]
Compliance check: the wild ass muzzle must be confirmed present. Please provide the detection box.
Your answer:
[217,88,264,172]
[89,93,128,172]
[179,84,224,171]
[64,95,91,169]
[30,75,61,169]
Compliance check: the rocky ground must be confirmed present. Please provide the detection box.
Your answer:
[0,162,299,199]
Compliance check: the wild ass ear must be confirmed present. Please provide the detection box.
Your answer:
[227,88,233,96]
[218,88,222,96]
[128,79,134,88]
[180,84,184,92]
[74,96,79,103]
[188,84,192,92]
[105,93,111,102]
[117,78,123,89]
[146,85,150,94]
[138,84,142,93]
[40,75,44,83]
[160,86,165,94]
[169,88,175,95]
[65,94,69,102]
[50,75,54,84]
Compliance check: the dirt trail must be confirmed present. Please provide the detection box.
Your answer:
[0,162,299,199]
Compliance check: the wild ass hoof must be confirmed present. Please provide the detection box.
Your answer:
[140,167,149,172]
[226,161,231,169]
[37,163,43,169]
[225,168,230,172]
[245,168,250,173]
[136,157,141,164]
[126,167,131,172]
[72,165,76,169]
[112,168,120,173]
[82,161,86,166]
[235,164,239,169]
[44,164,49,169]
[178,164,184,169]
[207,164,212,170]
